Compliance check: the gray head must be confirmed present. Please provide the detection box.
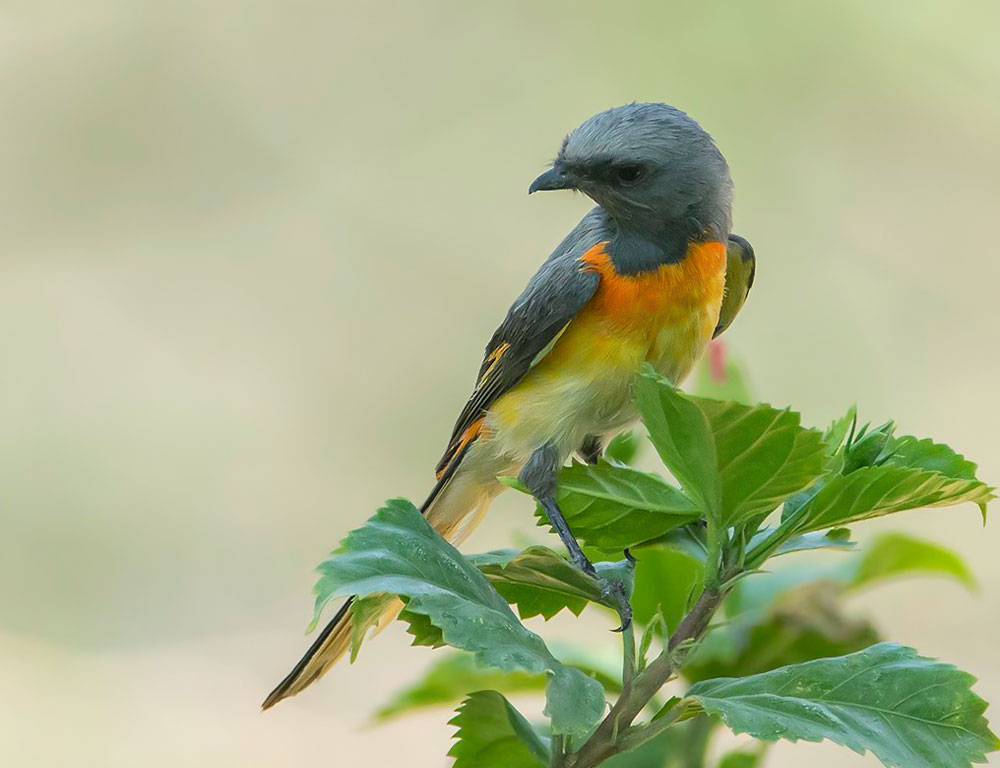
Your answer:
[530,103,732,239]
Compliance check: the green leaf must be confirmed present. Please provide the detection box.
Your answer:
[465,549,522,567]
[730,532,977,631]
[842,420,896,474]
[689,530,982,688]
[685,579,880,683]
[398,545,632,631]
[636,368,826,528]
[767,527,855,557]
[724,561,839,621]
[887,435,981,480]
[717,748,766,768]
[686,643,999,768]
[603,725,688,767]
[696,398,826,528]
[349,594,395,661]
[824,405,857,452]
[781,423,994,534]
[646,524,710,562]
[530,459,700,551]
[376,653,546,720]
[396,545,607,643]
[448,691,549,768]
[636,366,722,523]
[376,649,623,722]
[606,430,642,464]
[637,613,664,671]
[885,435,994,522]
[791,465,993,534]
[498,474,528,492]
[398,605,445,648]
[546,647,624,695]
[314,499,605,737]
[844,532,977,592]
[630,546,704,631]
[474,545,603,620]
[605,729,686,768]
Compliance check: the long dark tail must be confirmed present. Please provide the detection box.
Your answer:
[262,445,489,710]
[261,598,355,709]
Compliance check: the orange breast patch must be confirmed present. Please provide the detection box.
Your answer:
[578,240,727,335]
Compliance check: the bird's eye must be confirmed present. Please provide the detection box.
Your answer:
[614,163,644,184]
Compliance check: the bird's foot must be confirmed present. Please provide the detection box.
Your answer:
[592,550,636,632]
[602,579,633,633]
[565,544,634,631]
[579,434,604,466]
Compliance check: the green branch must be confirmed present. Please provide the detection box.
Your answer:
[328,380,995,768]
[569,582,730,768]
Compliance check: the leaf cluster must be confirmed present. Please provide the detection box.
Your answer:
[308,366,995,768]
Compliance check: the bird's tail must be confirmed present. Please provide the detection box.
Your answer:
[262,461,499,709]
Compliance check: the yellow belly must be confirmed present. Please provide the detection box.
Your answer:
[485,240,727,464]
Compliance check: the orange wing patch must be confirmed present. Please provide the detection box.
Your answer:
[433,342,511,481]
[435,416,486,480]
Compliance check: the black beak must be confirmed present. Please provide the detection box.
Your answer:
[528,165,574,194]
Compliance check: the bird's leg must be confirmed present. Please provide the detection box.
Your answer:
[521,445,594,572]
[579,434,603,465]
[520,444,633,630]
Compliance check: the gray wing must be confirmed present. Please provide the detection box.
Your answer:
[435,208,608,477]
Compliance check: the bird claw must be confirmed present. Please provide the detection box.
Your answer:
[602,554,636,632]
[606,579,633,632]
[566,550,635,632]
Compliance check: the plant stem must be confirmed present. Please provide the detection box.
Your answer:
[621,621,637,696]
[568,585,728,768]
[551,734,567,768]
[704,521,725,589]
[614,706,682,754]
[744,507,807,569]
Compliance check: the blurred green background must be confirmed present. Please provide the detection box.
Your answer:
[2,1,998,765]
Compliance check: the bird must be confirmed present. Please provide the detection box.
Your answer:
[263,102,755,709]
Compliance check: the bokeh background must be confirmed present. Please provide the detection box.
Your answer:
[2,1,999,765]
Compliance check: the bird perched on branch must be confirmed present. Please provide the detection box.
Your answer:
[264,102,755,709]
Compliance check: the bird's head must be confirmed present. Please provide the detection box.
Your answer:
[530,103,732,238]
